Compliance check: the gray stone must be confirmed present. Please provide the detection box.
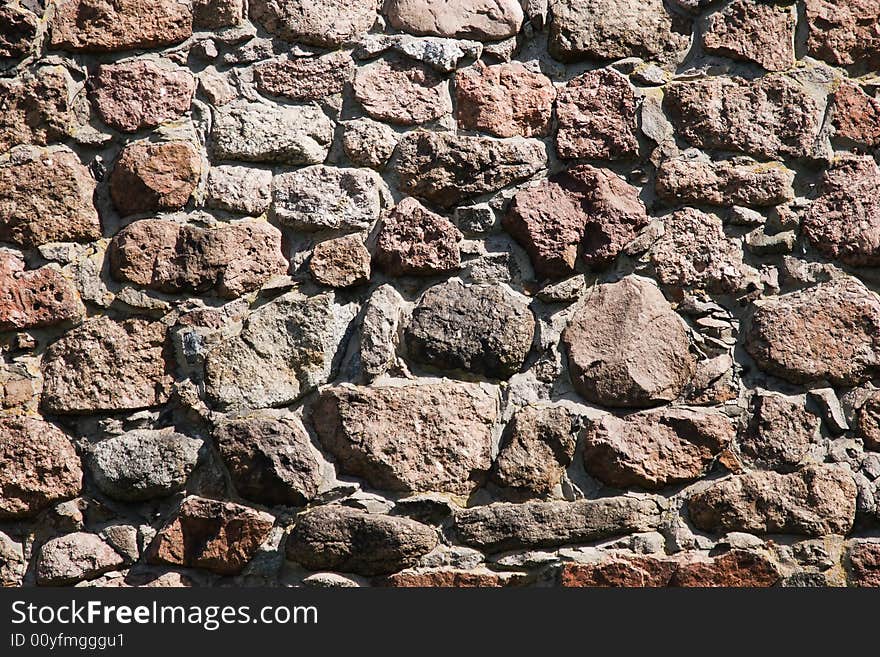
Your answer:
[205,166,273,216]
[36,533,123,586]
[359,284,405,379]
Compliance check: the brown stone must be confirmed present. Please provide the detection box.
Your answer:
[741,395,817,472]
[109,141,201,217]
[109,218,286,298]
[702,0,796,71]
[455,61,555,138]
[562,276,695,408]
[286,505,437,576]
[559,556,676,587]
[353,57,452,126]
[89,59,195,133]
[849,542,880,587]
[342,119,398,168]
[805,0,880,70]
[51,0,193,52]
[374,197,462,277]
[582,408,734,490]
[0,5,38,59]
[744,277,880,386]
[555,69,639,160]
[0,67,79,154]
[147,496,275,576]
[254,52,354,101]
[0,417,82,519]
[36,533,123,585]
[311,382,498,496]
[381,569,525,587]
[857,393,880,451]
[41,316,172,414]
[830,82,880,147]
[193,0,243,28]
[384,0,523,40]
[0,252,82,331]
[688,465,857,536]
[491,406,576,495]
[673,550,780,587]
[250,0,378,47]
[310,234,371,288]
[664,75,825,160]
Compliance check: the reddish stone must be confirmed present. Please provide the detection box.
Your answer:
[0,252,82,331]
[0,5,38,59]
[0,67,79,153]
[702,0,796,71]
[249,0,378,48]
[830,82,880,148]
[381,570,525,587]
[193,0,243,28]
[353,57,452,126]
[805,0,880,70]
[672,550,780,587]
[310,234,371,288]
[374,197,462,277]
[36,533,123,585]
[255,52,354,101]
[560,557,676,587]
[384,0,523,40]
[857,393,880,451]
[849,542,880,587]
[109,141,201,217]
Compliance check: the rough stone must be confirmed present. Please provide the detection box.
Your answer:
[254,52,354,101]
[272,166,386,232]
[0,67,78,153]
[688,465,857,536]
[374,197,462,276]
[405,281,534,379]
[0,417,82,518]
[830,82,880,147]
[89,429,202,502]
[562,276,695,408]
[582,408,734,490]
[205,166,273,216]
[702,0,796,72]
[740,395,818,472]
[381,569,524,587]
[193,0,243,29]
[212,101,333,164]
[384,0,523,40]
[455,61,555,138]
[109,219,286,298]
[36,533,123,585]
[286,505,437,576]
[491,406,576,495]
[857,393,880,451]
[0,5,37,59]
[342,119,398,168]
[250,0,378,47]
[805,0,880,70]
[51,0,193,52]
[0,532,25,586]
[311,382,498,495]
[359,284,405,379]
[0,252,82,331]
[353,57,452,126]
[147,497,275,575]
[744,277,880,386]
[214,415,322,506]
[548,0,690,64]
[109,141,201,217]
[41,316,171,414]
[849,541,880,586]
[310,235,371,288]
[89,60,195,133]
[455,496,665,552]
[394,130,547,209]
[555,68,639,160]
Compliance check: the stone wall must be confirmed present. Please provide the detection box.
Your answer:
[1,0,880,588]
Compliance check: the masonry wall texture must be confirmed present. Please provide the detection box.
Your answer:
[1,0,880,588]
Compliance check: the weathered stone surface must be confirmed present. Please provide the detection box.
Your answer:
[255,52,354,101]
[703,0,795,71]
[455,496,665,552]
[214,415,322,506]
[89,429,202,502]
[803,157,880,267]
[312,382,498,495]
[36,533,123,585]
[394,130,547,209]
[0,532,25,586]
[503,166,648,279]
[374,197,462,276]
[548,0,689,63]
[830,82,880,147]
[740,395,817,472]
[0,252,82,331]
[744,278,880,386]
[491,406,576,495]
[286,505,437,576]
[310,235,371,288]
[272,165,385,231]
[0,5,37,59]
[0,417,82,519]
[805,0,880,70]
[381,569,524,587]
[849,542,880,587]
[656,155,795,208]
[41,316,171,414]
[555,69,639,160]
[0,67,78,153]
[689,466,857,536]
[109,219,286,298]
[147,496,275,575]
[353,57,452,126]
[205,166,272,216]
[582,408,734,490]
[455,61,555,138]
[109,141,201,217]
[89,60,195,133]
[405,281,533,379]
[250,0,377,47]
[360,284,404,379]
[562,276,695,408]
[51,0,193,52]
[205,291,346,411]
[212,101,333,164]
[664,75,825,160]
[193,0,243,29]
[857,393,880,451]
[342,119,398,168]
[384,0,523,40]
[650,208,748,293]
